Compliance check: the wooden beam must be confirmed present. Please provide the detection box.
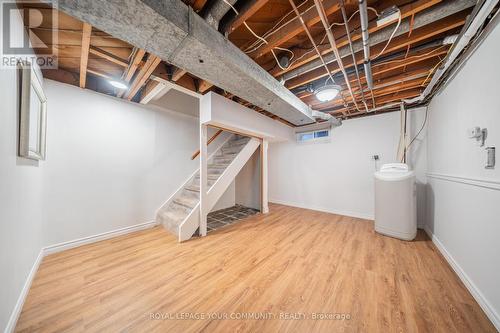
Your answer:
[192,0,208,12]
[125,54,161,100]
[79,22,92,88]
[224,0,270,34]
[198,80,213,93]
[172,68,187,82]
[117,48,146,98]
[250,0,340,59]
[271,0,442,77]
[123,48,146,82]
[89,46,128,67]
[284,11,466,89]
[302,66,432,106]
[330,88,423,115]
[317,78,428,110]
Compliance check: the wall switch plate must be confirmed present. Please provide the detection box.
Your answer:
[485,147,495,169]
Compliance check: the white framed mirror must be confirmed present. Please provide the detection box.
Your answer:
[18,61,47,160]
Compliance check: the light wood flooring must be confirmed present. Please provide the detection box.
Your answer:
[16,204,496,332]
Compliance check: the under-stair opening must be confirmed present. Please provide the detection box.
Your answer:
[207,204,259,232]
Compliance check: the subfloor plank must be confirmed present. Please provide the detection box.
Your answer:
[15,204,496,332]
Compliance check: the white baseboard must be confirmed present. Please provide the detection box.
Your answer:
[43,220,157,255]
[4,220,158,333]
[423,226,500,331]
[4,249,44,333]
[269,199,374,220]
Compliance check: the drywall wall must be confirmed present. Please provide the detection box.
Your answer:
[42,80,234,246]
[0,9,46,332]
[425,19,500,329]
[0,75,235,331]
[268,108,427,220]
[235,150,261,210]
[41,80,199,245]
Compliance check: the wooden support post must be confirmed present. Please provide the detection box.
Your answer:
[261,138,269,214]
[199,124,208,236]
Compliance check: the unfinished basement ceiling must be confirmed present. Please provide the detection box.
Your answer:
[22,0,479,124]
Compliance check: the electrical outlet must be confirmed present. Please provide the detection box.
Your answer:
[372,155,380,161]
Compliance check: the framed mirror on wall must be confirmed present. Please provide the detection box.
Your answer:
[18,61,47,160]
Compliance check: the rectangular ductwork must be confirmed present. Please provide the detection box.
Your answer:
[47,0,316,126]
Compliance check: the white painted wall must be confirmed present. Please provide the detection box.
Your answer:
[424,19,500,329]
[0,9,45,332]
[268,109,427,220]
[0,76,235,331]
[41,80,205,245]
[235,150,261,210]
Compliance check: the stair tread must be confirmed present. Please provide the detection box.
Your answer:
[174,195,199,208]
[159,134,252,239]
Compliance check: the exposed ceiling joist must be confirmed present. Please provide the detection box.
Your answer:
[285,11,467,89]
[334,88,423,115]
[198,80,213,93]
[172,68,187,81]
[53,0,315,125]
[302,66,433,106]
[125,54,161,100]
[89,46,128,67]
[251,0,340,59]
[281,0,475,83]
[271,0,442,77]
[223,0,270,34]
[79,22,92,88]
[117,48,146,98]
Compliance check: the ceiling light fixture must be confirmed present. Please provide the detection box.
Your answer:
[109,80,128,90]
[314,84,341,102]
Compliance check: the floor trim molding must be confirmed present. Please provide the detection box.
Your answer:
[269,199,374,220]
[4,250,44,333]
[44,220,157,255]
[4,220,157,333]
[423,225,500,331]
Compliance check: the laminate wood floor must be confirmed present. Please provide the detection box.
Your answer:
[16,204,496,332]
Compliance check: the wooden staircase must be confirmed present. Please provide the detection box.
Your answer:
[156,134,260,241]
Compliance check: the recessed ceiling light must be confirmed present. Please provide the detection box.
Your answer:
[109,80,128,90]
[314,84,341,102]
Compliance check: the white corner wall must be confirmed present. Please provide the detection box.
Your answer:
[0,9,45,332]
[268,109,427,220]
[235,149,261,210]
[424,18,500,329]
[0,76,236,331]
[41,80,204,245]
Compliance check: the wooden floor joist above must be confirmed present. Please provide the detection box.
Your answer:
[23,0,479,121]
[15,204,496,332]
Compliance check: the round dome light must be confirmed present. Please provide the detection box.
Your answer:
[314,84,341,102]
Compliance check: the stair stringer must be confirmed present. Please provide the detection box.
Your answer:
[178,137,261,241]
[155,133,233,227]
[206,137,260,211]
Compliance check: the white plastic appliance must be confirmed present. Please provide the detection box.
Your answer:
[374,163,417,240]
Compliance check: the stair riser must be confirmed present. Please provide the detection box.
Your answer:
[159,134,251,240]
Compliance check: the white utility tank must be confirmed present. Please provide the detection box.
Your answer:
[374,163,416,241]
